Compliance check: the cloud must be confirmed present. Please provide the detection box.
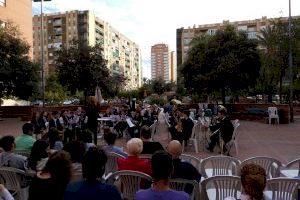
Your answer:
[33,0,300,79]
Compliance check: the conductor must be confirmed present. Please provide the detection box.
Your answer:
[206,105,234,153]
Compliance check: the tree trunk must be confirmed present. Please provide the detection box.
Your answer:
[279,73,283,104]
[221,87,226,105]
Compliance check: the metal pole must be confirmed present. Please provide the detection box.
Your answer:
[288,0,294,122]
[40,0,45,107]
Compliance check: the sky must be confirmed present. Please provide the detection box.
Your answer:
[32,0,300,79]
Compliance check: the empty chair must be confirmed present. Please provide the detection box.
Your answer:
[169,178,200,200]
[183,121,200,153]
[224,120,240,156]
[264,177,300,200]
[180,154,201,171]
[201,175,242,200]
[268,107,279,124]
[281,158,300,178]
[149,120,157,139]
[200,156,241,179]
[240,156,282,179]
[106,170,152,200]
[14,150,31,158]
[0,167,29,200]
[104,152,125,178]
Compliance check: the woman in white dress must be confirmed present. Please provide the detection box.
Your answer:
[152,108,171,147]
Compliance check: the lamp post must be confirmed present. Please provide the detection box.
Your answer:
[288,0,294,122]
[33,0,51,107]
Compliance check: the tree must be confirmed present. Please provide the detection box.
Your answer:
[45,74,69,104]
[56,43,110,100]
[0,23,39,100]
[182,25,261,104]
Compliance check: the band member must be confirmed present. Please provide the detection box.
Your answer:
[207,106,234,153]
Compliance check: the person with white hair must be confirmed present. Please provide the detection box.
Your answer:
[117,138,151,175]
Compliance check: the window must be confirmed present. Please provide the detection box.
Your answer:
[0,0,6,6]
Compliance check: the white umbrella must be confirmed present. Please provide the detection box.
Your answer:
[95,86,103,104]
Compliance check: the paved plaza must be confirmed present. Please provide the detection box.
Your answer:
[1,117,299,164]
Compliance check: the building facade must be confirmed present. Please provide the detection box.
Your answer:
[151,43,171,82]
[0,0,33,58]
[33,10,141,89]
[170,51,177,83]
[176,16,299,79]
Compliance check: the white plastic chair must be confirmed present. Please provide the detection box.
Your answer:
[169,178,200,200]
[201,175,242,200]
[268,107,279,124]
[264,177,300,200]
[240,156,282,179]
[0,167,29,200]
[280,158,300,178]
[149,120,158,139]
[183,121,200,153]
[200,156,241,179]
[104,152,125,179]
[224,120,240,156]
[180,154,201,171]
[106,170,152,200]
[14,150,31,158]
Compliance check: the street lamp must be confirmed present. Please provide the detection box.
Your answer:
[33,0,51,107]
[288,0,294,122]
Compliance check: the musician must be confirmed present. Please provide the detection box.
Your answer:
[207,106,234,153]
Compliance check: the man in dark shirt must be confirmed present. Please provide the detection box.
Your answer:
[167,140,201,182]
[140,125,164,154]
[64,147,122,200]
[207,105,234,153]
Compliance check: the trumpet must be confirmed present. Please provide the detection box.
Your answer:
[209,128,220,137]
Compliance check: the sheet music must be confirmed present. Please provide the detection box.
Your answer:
[126,118,135,128]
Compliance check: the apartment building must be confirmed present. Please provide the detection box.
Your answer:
[176,16,300,69]
[151,43,173,82]
[170,51,177,83]
[33,10,141,89]
[0,0,33,58]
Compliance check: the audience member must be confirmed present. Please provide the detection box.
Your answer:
[79,129,95,151]
[0,135,27,170]
[117,138,151,175]
[167,140,201,182]
[135,151,190,200]
[48,127,64,151]
[64,147,122,200]
[140,125,164,154]
[63,140,86,180]
[15,123,36,151]
[27,140,49,171]
[103,128,127,157]
[0,184,14,200]
[28,151,73,200]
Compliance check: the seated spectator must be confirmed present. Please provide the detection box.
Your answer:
[15,122,36,151]
[135,151,190,200]
[27,140,49,171]
[140,125,164,154]
[48,127,64,151]
[0,135,27,170]
[79,129,95,151]
[167,140,201,182]
[64,147,122,200]
[225,163,267,200]
[28,151,73,200]
[117,138,151,175]
[63,140,86,180]
[0,184,14,200]
[103,128,127,157]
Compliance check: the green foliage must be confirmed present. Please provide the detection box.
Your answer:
[182,25,261,103]
[0,23,39,100]
[56,43,110,97]
[45,74,69,104]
